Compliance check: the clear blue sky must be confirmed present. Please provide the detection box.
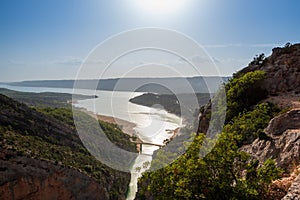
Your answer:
[1,0,299,81]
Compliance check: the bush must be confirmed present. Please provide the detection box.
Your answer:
[225,70,268,122]
[225,102,279,145]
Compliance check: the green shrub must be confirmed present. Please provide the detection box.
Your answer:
[250,53,265,65]
[225,70,268,122]
[225,102,279,145]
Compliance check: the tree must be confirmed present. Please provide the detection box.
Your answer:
[284,42,292,48]
[250,53,265,65]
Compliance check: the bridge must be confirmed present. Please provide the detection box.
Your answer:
[133,142,164,153]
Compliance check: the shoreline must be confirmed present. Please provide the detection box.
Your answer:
[75,107,137,135]
[72,94,183,139]
[74,106,144,152]
[96,114,136,136]
[74,106,181,152]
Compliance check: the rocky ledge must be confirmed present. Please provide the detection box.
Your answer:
[239,43,300,95]
[0,149,113,200]
[241,109,300,172]
[238,43,300,199]
[0,149,112,200]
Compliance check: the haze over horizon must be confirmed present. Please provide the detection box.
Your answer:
[4,75,231,83]
[1,0,300,82]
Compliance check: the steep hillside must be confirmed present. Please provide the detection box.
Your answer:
[136,43,300,199]
[0,94,135,199]
[239,45,300,199]
[0,149,110,200]
[199,43,300,199]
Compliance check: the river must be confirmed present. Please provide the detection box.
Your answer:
[0,84,182,199]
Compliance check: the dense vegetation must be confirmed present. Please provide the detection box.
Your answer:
[37,107,137,152]
[225,70,268,122]
[226,102,280,145]
[136,70,283,200]
[99,120,137,152]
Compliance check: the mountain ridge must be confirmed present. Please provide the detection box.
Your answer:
[8,76,230,94]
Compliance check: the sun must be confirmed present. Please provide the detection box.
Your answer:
[134,0,188,16]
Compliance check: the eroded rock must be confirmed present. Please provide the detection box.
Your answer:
[242,109,300,172]
[0,149,110,200]
[282,174,300,200]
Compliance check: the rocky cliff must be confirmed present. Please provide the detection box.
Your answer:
[238,43,300,95]
[242,109,300,171]
[0,149,110,200]
[241,44,300,199]
[198,43,300,199]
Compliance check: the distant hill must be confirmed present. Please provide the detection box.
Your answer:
[8,76,230,94]
[129,92,211,129]
[0,88,97,108]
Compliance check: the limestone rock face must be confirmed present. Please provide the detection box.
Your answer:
[265,109,300,137]
[242,109,300,172]
[239,44,300,95]
[198,44,300,136]
[282,174,300,200]
[241,109,300,200]
[0,149,111,200]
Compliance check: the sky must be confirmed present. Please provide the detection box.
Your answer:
[0,0,300,81]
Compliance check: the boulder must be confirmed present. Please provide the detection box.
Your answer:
[242,109,300,172]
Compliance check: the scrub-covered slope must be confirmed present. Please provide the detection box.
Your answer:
[0,94,134,200]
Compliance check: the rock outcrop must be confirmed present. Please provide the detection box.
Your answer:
[0,149,110,200]
[282,174,300,200]
[241,108,300,200]
[241,109,300,172]
[265,109,300,137]
[239,44,300,95]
